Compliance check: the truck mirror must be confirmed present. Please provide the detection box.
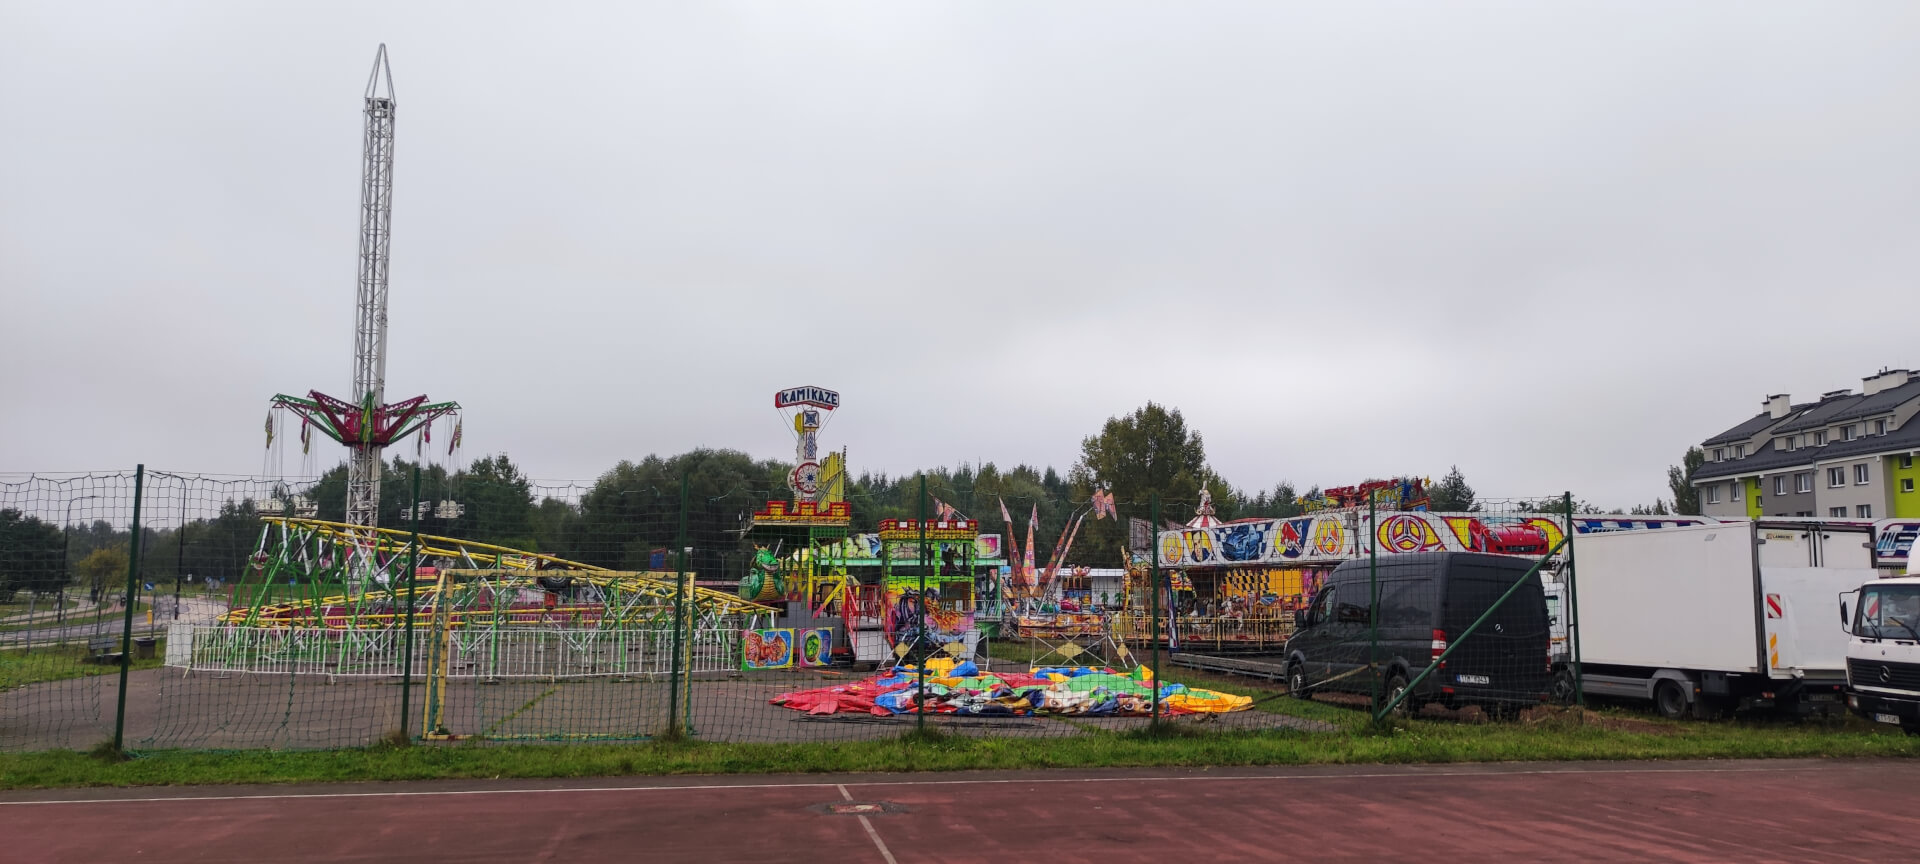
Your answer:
[1839,599,1849,627]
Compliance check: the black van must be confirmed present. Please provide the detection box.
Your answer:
[1284,551,1552,714]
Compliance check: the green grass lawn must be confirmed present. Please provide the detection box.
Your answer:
[0,596,79,619]
[0,640,167,691]
[1,710,1912,791]
[0,642,1913,791]
[0,599,152,634]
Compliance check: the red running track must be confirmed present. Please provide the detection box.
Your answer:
[5,759,1918,863]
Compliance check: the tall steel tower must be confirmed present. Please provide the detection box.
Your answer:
[270,45,459,529]
[348,44,399,528]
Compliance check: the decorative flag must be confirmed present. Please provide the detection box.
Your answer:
[264,412,274,449]
[933,497,957,521]
[300,419,312,455]
[998,498,1022,582]
[450,419,463,455]
[1091,488,1116,520]
[1023,504,1039,587]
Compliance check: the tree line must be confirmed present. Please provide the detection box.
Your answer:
[0,403,1704,597]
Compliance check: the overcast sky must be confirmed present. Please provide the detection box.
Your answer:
[3,2,1917,508]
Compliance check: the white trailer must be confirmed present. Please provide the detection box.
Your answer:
[1555,520,1876,718]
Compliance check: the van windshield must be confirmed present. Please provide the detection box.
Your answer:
[1857,585,1920,641]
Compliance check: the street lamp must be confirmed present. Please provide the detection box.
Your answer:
[59,494,99,629]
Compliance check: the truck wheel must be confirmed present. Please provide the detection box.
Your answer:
[1549,669,1577,706]
[1653,679,1689,720]
[1287,663,1310,700]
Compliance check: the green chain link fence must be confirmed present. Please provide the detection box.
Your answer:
[2,466,1590,752]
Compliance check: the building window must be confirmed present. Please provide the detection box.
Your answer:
[1774,476,1787,496]
[1797,511,1815,517]
[1903,455,1915,470]
[1731,482,1743,501]
[1843,425,1857,441]
[1876,419,1888,436]
[1858,505,1873,519]
[1712,448,1725,462]
[1904,479,1916,493]
[1735,443,1746,458]
[1796,473,1813,493]
[1828,467,1846,488]
[1830,507,1848,517]
[1855,464,1870,485]
[1814,431,1828,446]
[1705,485,1720,504]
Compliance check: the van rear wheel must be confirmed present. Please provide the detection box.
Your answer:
[1653,679,1689,720]
[1549,669,1577,706]
[1383,673,1411,717]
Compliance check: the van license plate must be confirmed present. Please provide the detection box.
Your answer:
[1456,674,1491,685]
[1875,713,1901,725]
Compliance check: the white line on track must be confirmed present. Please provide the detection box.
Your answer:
[839,783,899,864]
[0,763,1859,807]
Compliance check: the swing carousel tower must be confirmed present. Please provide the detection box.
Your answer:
[268,45,459,529]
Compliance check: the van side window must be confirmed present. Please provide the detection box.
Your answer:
[1379,579,1434,629]
[1335,595,1371,624]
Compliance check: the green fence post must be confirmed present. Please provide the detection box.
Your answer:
[916,475,929,734]
[1368,491,1380,722]
[1149,495,1161,726]
[669,475,689,737]
[399,467,421,740]
[1564,491,1583,710]
[112,464,145,753]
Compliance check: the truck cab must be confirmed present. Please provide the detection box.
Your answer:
[1842,575,1920,735]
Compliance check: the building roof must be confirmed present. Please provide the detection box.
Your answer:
[1773,377,1920,432]
[1692,441,1816,481]
[1774,392,1868,433]
[1695,415,1920,482]
[1828,377,1920,424]
[1702,412,1783,447]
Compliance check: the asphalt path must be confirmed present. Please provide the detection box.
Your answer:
[5,759,1917,863]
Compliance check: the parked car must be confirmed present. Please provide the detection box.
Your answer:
[1284,551,1552,714]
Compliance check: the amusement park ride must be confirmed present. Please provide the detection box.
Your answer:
[195,49,777,704]
[265,44,459,533]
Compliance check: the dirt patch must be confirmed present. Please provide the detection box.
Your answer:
[1519,705,1680,735]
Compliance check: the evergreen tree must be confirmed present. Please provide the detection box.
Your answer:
[1429,465,1477,512]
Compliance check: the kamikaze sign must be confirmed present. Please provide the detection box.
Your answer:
[774,386,840,409]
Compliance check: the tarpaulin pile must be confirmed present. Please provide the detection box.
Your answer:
[771,659,1253,717]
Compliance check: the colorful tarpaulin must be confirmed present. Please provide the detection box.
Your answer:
[770,663,1252,717]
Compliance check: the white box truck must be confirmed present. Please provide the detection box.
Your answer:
[1553,520,1877,718]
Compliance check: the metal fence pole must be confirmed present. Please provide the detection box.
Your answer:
[1564,490,1584,710]
[173,485,187,620]
[916,474,929,734]
[1368,491,1380,721]
[399,467,421,740]
[1149,494,1162,725]
[669,474,689,737]
[112,464,145,753]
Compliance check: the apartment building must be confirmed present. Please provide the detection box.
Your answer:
[1692,368,1920,519]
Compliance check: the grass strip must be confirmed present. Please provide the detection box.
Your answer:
[3,706,1914,791]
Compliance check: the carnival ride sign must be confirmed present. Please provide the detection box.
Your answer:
[774,386,841,409]
[1157,511,1714,568]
